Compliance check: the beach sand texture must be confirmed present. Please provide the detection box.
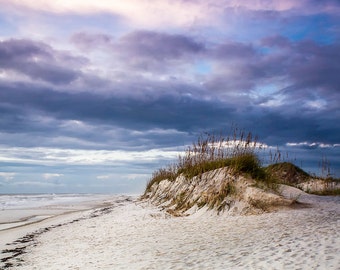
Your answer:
[1,191,339,270]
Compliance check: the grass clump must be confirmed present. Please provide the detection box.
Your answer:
[144,165,177,194]
[265,162,309,184]
[177,159,232,179]
[310,188,340,196]
[229,153,267,180]
[144,128,269,195]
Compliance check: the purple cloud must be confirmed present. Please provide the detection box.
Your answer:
[112,31,205,70]
[71,32,113,51]
[0,39,86,84]
[261,35,291,48]
[211,42,256,60]
[119,31,204,58]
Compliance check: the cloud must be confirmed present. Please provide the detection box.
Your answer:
[71,32,113,51]
[3,31,339,119]
[212,42,256,60]
[117,31,204,60]
[0,79,230,133]
[0,30,339,156]
[0,39,86,84]
[96,175,110,180]
[0,172,16,181]
[71,30,205,72]
[0,58,339,149]
[5,1,339,28]
[261,35,291,48]
[10,181,64,187]
[43,173,64,180]
[1,0,215,28]
[286,142,340,149]
[0,145,181,167]
[205,36,340,112]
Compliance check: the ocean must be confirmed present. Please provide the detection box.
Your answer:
[0,193,116,231]
[0,193,111,210]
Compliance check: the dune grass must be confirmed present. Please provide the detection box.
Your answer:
[144,129,273,194]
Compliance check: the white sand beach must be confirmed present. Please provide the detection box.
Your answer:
[1,189,339,270]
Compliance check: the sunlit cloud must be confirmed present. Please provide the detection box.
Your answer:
[286,142,340,148]
[96,175,110,180]
[4,0,338,33]
[5,0,336,17]
[0,172,16,181]
[43,173,64,180]
[10,181,64,187]
[96,173,149,182]
[304,99,327,110]
[2,0,214,28]
[0,146,181,166]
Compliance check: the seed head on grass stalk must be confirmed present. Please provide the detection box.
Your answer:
[144,128,268,194]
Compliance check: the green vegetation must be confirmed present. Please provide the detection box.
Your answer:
[310,188,340,196]
[248,198,270,212]
[144,165,177,194]
[144,129,271,195]
[265,162,309,184]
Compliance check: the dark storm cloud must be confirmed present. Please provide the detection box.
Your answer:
[246,111,339,145]
[203,36,340,113]
[289,41,340,90]
[260,37,340,111]
[0,39,86,84]
[0,81,232,133]
[1,76,339,151]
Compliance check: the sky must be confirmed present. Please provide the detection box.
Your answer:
[0,0,339,194]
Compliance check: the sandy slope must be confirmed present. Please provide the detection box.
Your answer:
[1,190,339,270]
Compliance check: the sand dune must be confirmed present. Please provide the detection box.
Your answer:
[1,191,339,270]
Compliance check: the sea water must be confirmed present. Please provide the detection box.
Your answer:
[0,193,115,230]
[0,193,110,210]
